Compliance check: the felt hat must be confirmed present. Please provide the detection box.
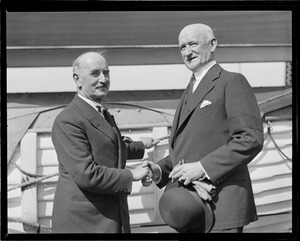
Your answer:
[159,180,214,233]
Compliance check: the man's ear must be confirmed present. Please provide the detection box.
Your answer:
[73,73,81,89]
[73,73,78,80]
[210,38,217,52]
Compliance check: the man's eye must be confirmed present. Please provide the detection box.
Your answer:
[180,46,186,51]
[191,42,198,47]
[91,71,100,77]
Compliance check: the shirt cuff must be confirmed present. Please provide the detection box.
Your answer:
[199,161,210,180]
[153,164,162,184]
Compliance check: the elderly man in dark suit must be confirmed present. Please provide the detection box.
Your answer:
[51,51,155,233]
[144,23,264,233]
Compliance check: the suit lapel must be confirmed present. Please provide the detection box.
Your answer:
[187,66,219,112]
[169,86,189,148]
[104,111,124,169]
[72,95,118,148]
[174,64,222,140]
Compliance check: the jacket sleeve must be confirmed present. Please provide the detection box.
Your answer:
[124,138,145,160]
[200,74,264,185]
[52,116,133,195]
[156,155,173,188]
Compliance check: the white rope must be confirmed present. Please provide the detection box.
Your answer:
[7,43,291,51]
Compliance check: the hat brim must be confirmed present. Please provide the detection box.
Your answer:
[159,180,214,233]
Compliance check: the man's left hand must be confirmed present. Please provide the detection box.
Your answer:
[169,162,205,185]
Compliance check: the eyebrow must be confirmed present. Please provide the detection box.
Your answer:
[89,68,110,74]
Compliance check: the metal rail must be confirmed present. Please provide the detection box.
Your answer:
[7,43,292,51]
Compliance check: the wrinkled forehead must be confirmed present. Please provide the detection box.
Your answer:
[77,53,108,72]
[178,24,214,43]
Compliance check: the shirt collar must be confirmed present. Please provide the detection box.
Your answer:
[193,60,217,81]
[78,94,102,111]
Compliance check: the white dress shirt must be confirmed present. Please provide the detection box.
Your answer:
[78,94,104,117]
[192,60,217,93]
[192,61,217,180]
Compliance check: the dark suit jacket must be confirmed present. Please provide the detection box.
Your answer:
[157,64,264,230]
[51,94,145,233]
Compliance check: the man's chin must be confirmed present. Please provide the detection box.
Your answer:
[93,93,107,101]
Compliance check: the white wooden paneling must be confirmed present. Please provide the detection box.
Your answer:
[252,173,292,195]
[34,128,166,229]
[8,223,25,233]
[254,187,292,205]
[250,163,292,181]
[7,63,287,93]
[129,211,154,225]
[244,213,292,233]
[263,139,292,151]
[37,134,58,166]
[7,188,21,206]
[37,183,56,201]
[131,181,155,195]
[7,145,24,233]
[37,149,58,167]
[8,202,22,218]
[38,201,53,218]
[7,146,21,184]
[37,133,55,149]
[240,62,286,87]
[128,193,156,211]
[7,167,22,186]
[256,200,292,215]
[20,132,38,233]
[36,166,59,183]
[250,149,292,167]
[248,119,292,232]
[8,117,293,233]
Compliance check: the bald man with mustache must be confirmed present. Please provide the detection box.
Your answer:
[51,52,156,233]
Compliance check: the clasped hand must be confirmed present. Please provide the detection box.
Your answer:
[130,161,153,181]
[169,161,204,185]
[169,161,216,201]
[141,160,216,201]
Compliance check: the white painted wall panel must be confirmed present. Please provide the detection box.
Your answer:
[7,62,287,93]
[256,200,292,215]
[7,146,21,184]
[37,134,55,149]
[129,211,154,225]
[7,117,293,233]
[37,183,56,201]
[240,62,286,87]
[252,174,292,195]
[38,201,53,218]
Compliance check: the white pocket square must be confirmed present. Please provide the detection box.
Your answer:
[200,100,212,108]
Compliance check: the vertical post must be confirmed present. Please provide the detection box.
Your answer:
[152,127,169,222]
[20,132,38,233]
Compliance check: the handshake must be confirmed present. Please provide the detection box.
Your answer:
[129,161,159,184]
[130,160,216,201]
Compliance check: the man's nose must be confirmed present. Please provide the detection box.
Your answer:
[183,46,192,56]
[98,72,107,82]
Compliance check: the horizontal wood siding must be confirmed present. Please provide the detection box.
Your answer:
[244,120,292,232]
[7,119,292,233]
[7,146,24,233]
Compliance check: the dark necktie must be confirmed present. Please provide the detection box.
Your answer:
[96,105,126,231]
[96,105,114,126]
[96,105,122,166]
[96,105,106,116]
